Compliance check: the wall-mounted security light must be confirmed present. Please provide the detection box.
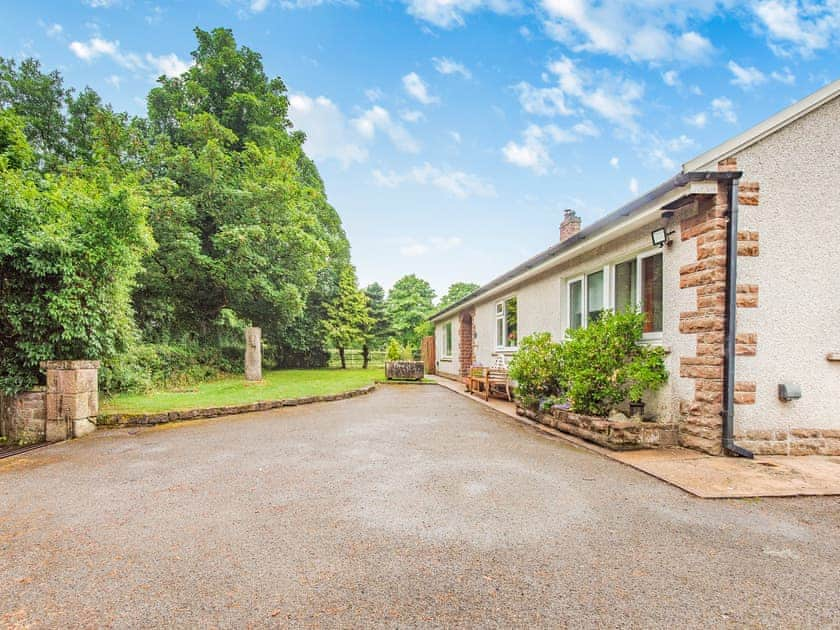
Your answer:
[778,383,801,402]
[651,227,675,248]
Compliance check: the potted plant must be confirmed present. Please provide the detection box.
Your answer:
[384,339,424,381]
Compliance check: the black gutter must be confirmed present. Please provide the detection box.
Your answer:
[722,177,754,458]
[428,170,742,322]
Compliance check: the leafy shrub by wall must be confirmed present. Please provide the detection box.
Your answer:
[562,310,667,416]
[508,332,565,410]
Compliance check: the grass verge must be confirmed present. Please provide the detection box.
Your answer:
[101,368,378,415]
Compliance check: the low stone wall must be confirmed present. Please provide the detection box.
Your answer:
[0,390,47,445]
[99,385,376,427]
[517,405,678,450]
[735,428,840,456]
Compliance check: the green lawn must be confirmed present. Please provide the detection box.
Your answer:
[101,368,378,415]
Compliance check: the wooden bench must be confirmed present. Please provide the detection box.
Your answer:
[467,362,513,402]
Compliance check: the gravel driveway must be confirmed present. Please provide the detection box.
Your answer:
[1,385,837,628]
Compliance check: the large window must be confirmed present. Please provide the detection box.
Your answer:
[495,297,517,348]
[567,251,663,337]
[443,322,453,357]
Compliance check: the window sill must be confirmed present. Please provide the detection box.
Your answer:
[493,347,519,354]
[440,357,453,362]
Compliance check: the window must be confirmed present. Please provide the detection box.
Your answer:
[613,259,637,313]
[568,279,583,330]
[443,322,453,357]
[640,252,663,334]
[587,270,604,323]
[566,250,663,337]
[495,297,518,348]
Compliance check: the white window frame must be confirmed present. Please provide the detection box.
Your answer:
[495,296,518,351]
[442,322,453,358]
[565,252,663,341]
[636,249,664,341]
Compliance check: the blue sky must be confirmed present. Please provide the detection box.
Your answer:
[2,1,838,297]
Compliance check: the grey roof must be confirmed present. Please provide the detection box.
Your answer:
[429,170,739,322]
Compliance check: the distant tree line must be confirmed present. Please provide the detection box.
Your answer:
[0,27,480,391]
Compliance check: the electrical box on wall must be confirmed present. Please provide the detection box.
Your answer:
[778,383,801,402]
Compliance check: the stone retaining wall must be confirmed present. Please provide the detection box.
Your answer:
[99,385,376,427]
[735,428,840,456]
[0,390,47,445]
[517,405,678,450]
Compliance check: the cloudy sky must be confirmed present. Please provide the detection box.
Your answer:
[2,1,838,295]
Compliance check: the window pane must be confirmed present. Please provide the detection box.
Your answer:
[614,259,637,313]
[569,280,583,330]
[444,323,452,355]
[642,253,663,333]
[496,317,504,347]
[505,297,517,347]
[496,302,504,315]
[587,270,604,323]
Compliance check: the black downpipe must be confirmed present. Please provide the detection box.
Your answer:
[722,178,754,458]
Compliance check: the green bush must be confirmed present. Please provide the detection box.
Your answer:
[562,310,668,416]
[385,338,402,361]
[99,343,239,395]
[508,332,565,410]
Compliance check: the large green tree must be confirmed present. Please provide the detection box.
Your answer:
[438,282,480,310]
[323,266,372,369]
[386,274,436,349]
[361,282,389,368]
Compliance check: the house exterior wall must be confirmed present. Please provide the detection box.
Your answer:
[710,95,840,454]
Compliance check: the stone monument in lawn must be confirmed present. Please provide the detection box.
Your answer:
[245,327,262,381]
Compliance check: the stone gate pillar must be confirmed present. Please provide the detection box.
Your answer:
[41,360,100,442]
[245,327,262,381]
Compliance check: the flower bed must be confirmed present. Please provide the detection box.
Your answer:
[516,404,678,450]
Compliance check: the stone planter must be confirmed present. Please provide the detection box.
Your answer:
[516,404,677,450]
[385,361,424,381]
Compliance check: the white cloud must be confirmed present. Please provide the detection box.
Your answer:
[638,133,696,170]
[352,106,420,153]
[402,72,439,104]
[771,66,796,84]
[752,0,840,56]
[610,156,620,168]
[519,25,532,38]
[69,37,190,77]
[711,96,737,123]
[685,111,708,127]
[288,93,368,167]
[662,70,680,87]
[105,74,121,89]
[449,130,462,143]
[364,87,383,102]
[45,23,63,38]
[629,177,639,194]
[502,121,599,175]
[400,109,425,122]
[541,0,716,63]
[433,57,471,79]
[512,81,573,116]
[83,0,119,6]
[728,60,767,89]
[251,0,270,11]
[373,163,496,198]
[399,236,463,257]
[403,0,521,28]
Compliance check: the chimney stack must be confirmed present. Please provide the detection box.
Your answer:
[560,209,581,242]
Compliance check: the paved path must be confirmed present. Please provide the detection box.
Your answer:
[1,385,838,628]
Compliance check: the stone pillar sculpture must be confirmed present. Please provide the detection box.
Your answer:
[41,360,100,441]
[245,327,262,381]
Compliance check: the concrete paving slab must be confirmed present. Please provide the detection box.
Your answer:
[430,375,840,499]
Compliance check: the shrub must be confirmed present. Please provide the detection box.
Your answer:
[385,338,402,361]
[562,310,667,416]
[508,332,565,410]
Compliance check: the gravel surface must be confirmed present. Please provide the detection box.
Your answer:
[1,385,838,628]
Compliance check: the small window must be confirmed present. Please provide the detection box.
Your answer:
[443,322,453,357]
[586,270,604,323]
[641,252,663,334]
[495,297,518,348]
[613,258,637,313]
[568,279,583,330]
